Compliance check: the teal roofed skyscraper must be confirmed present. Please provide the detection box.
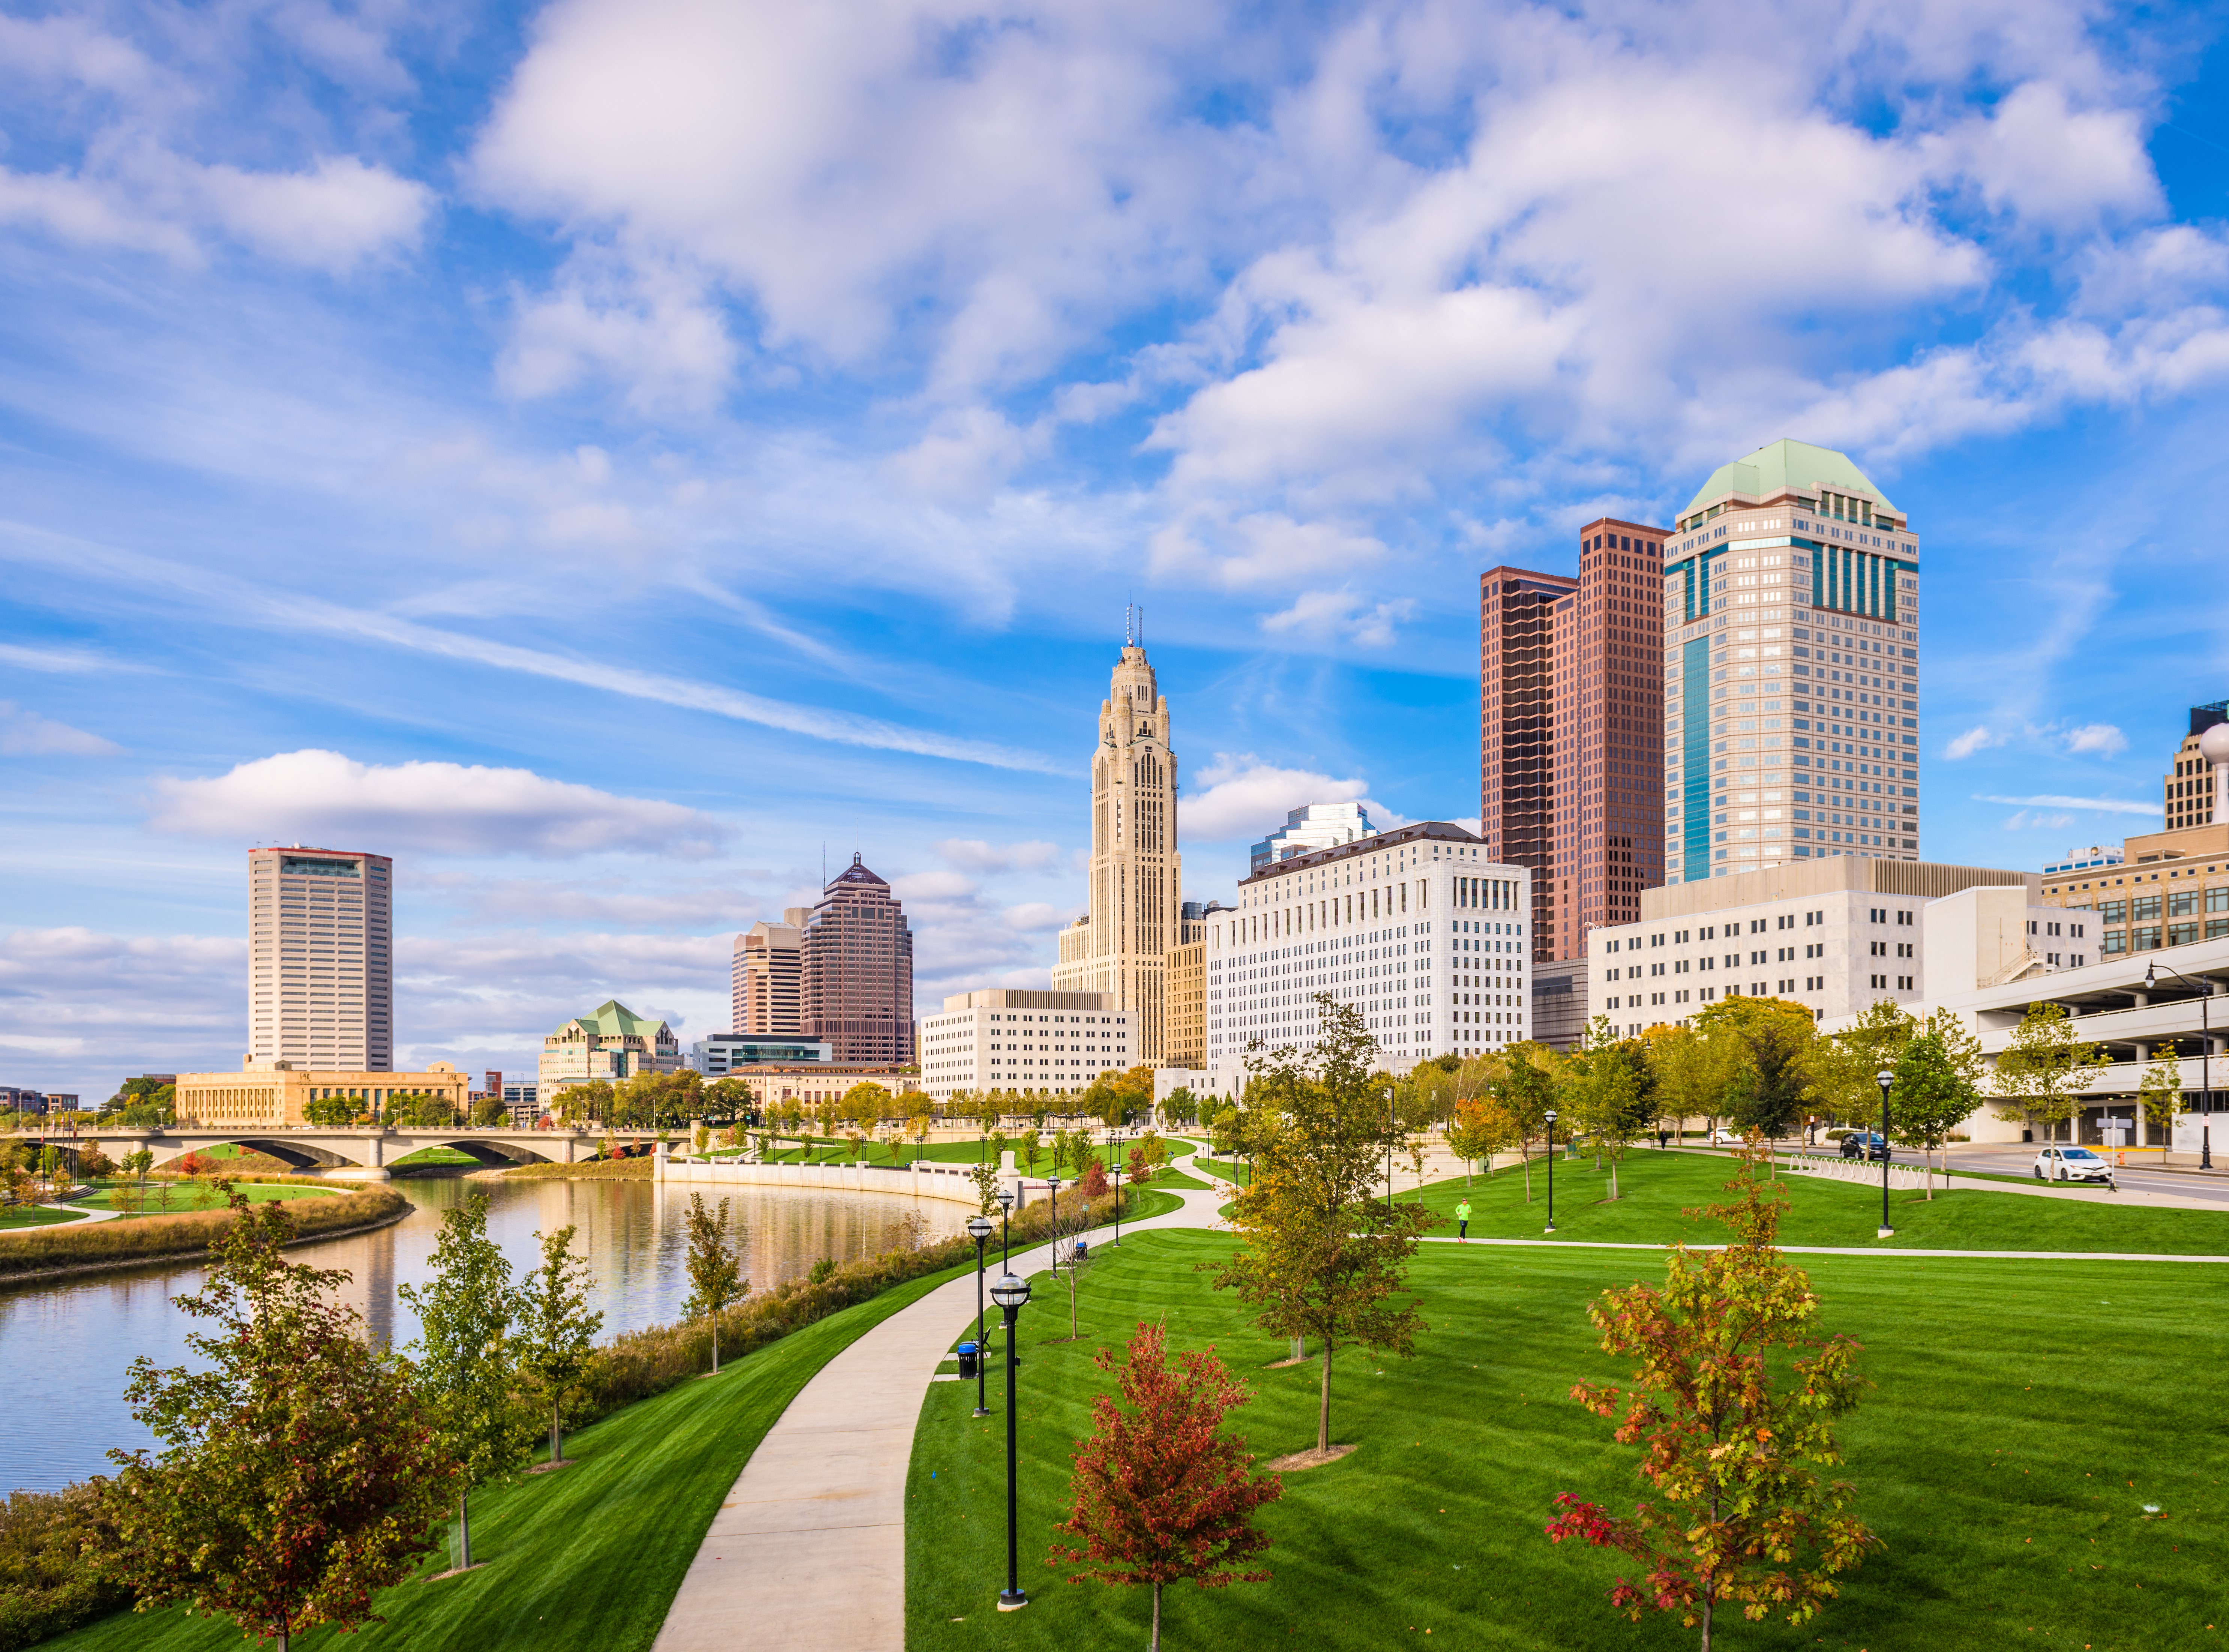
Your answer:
[1681,438,1900,522]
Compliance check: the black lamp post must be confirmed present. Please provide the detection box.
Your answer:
[997,1186,1014,1271]
[1544,1108,1558,1234]
[1385,1086,1397,1213]
[2146,960,2214,1170]
[1108,1129,1125,1245]
[967,1214,994,1419]
[989,1271,1033,1612]
[1046,1175,1064,1274]
[1875,1067,1896,1239]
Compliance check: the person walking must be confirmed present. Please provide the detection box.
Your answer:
[1454,1198,1471,1244]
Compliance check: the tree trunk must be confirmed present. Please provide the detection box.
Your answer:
[1151,1579,1162,1652]
[712,1315,721,1375]
[551,1395,564,1464]
[457,1488,471,1571]
[1318,1341,1333,1454]
[1698,1584,1712,1652]
[1609,1157,1619,1202]
[1522,1148,1533,1203]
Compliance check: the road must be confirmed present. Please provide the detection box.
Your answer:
[1726,1137,2229,1210]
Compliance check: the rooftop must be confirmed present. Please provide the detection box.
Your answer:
[1683,438,1899,518]
[1239,820,1484,886]
[558,999,671,1038]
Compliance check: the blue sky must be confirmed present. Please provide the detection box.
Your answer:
[4,0,2228,1097]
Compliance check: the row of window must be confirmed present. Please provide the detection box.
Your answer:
[2084,891,2229,923]
[2102,920,2229,953]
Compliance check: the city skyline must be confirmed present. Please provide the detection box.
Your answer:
[7,3,2229,1095]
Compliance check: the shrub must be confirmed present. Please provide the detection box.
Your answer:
[0,1483,131,1652]
[0,1187,408,1281]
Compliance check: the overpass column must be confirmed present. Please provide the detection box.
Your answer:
[363,1131,385,1168]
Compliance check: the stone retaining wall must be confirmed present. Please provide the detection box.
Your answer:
[652,1154,997,1208]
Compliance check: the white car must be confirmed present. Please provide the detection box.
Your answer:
[1711,1128,1745,1145]
[2033,1146,2116,1188]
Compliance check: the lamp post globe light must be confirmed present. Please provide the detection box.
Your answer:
[989,1272,1033,1612]
[1543,1109,1558,1234]
[966,1215,995,1419]
[1875,1068,1896,1239]
[2145,960,2214,1170]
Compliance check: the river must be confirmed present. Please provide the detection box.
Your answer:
[0,1172,967,1494]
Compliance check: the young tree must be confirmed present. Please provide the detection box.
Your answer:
[2138,1046,2185,1154]
[1805,1001,1916,1132]
[518,1224,603,1467]
[1545,1150,1879,1650]
[100,1189,455,1649]
[1208,996,1436,1457]
[1488,1044,1556,1202]
[1048,1320,1283,1651]
[1447,1097,1516,1184]
[1020,1127,1045,1177]
[1641,1022,1719,1143]
[1993,1001,2110,1144]
[683,1193,747,1373]
[1888,1033,1980,1197]
[1726,1019,1810,1167]
[968,1160,1003,1215]
[399,1191,531,1572]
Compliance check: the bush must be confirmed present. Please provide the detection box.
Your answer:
[0,1187,408,1281]
[0,1483,131,1651]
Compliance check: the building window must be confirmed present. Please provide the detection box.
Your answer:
[2132,896,2161,923]
[2169,923,2200,947]
[2170,891,2200,918]
[2099,900,2125,924]
[2132,926,2162,951]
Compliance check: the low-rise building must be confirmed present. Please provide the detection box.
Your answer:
[1205,821,1533,1087]
[1163,941,1205,1068]
[720,1064,922,1113]
[175,1060,470,1128]
[916,990,1130,1100]
[539,1000,680,1093]
[2041,822,2229,956]
[686,1033,833,1075]
[2163,701,2228,831]
[501,1081,540,1128]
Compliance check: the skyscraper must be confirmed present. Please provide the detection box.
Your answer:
[1479,568,1572,956]
[247,846,392,1070]
[1052,639,1183,1061]
[1661,440,1921,881]
[802,855,916,1064]
[732,909,808,1034]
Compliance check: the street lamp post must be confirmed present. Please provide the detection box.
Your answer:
[1875,1067,1896,1239]
[1046,1175,1064,1275]
[989,1272,1033,1612]
[1544,1108,1558,1234]
[2146,960,2214,1170]
[967,1214,994,1419]
[1108,1129,1126,1245]
[1385,1086,1396,1214]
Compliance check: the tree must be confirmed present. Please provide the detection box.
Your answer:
[77,1142,114,1182]
[1726,1020,1809,1166]
[549,1080,612,1126]
[518,1224,603,1467]
[1488,1044,1555,1202]
[2139,1046,2184,1154]
[1208,996,1436,1457]
[99,1188,456,1649]
[470,1095,507,1127]
[968,1161,1002,1215]
[122,1147,152,1212]
[1020,1127,1045,1177]
[398,1191,531,1572]
[1048,1320,1283,1651]
[1447,1098,1513,1185]
[1887,1034,1980,1198]
[304,1092,357,1128]
[682,1193,747,1374]
[1993,1001,2110,1144]
[1805,1001,1916,1131]
[1544,1150,1879,1650]
[1642,1023,1720,1142]
[843,1080,893,1125]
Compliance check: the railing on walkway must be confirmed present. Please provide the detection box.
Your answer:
[653,1154,991,1207]
[1775,1152,1930,1193]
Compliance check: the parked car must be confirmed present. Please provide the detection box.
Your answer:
[1710,1128,1744,1145]
[2033,1146,2116,1188]
[1839,1131,1889,1162]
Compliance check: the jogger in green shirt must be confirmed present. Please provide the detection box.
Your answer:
[1454,1199,1471,1242]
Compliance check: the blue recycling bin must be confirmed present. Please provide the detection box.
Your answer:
[1073,1238,1090,1262]
[956,1341,980,1379]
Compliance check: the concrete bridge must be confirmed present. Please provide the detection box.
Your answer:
[40,1125,668,1179]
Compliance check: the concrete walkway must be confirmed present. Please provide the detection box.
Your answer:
[1424,1235,2229,1263]
[650,1155,1228,1652]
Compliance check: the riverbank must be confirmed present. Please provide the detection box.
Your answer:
[488,1158,651,1181]
[0,1187,409,1286]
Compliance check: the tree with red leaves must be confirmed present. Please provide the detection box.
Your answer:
[1543,1147,1879,1650]
[1049,1320,1283,1650]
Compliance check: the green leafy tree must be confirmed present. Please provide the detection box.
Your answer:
[1993,1001,2110,1144]
[1805,1001,1915,1131]
[99,1188,455,1649]
[470,1094,507,1127]
[1019,1127,1045,1177]
[1545,1150,1878,1650]
[518,1224,602,1467]
[1208,995,1437,1456]
[2138,1046,2184,1154]
[1048,1320,1283,1652]
[967,1160,1002,1215]
[398,1192,531,1572]
[1488,1043,1556,1202]
[1447,1097,1514,1185]
[683,1193,747,1373]
[304,1092,357,1128]
[1888,1033,1980,1198]
[1726,1020,1810,1166]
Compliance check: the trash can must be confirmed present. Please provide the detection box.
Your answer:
[1072,1238,1090,1262]
[956,1341,980,1380]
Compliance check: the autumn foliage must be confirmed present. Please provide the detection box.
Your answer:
[1543,1148,1879,1651]
[1049,1320,1283,1651]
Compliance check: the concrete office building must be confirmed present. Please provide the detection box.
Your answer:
[248,847,393,1072]
[802,856,916,1065]
[1204,822,1531,1089]
[733,912,808,1034]
[1661,440,1922,884]
[2163,701,2229,831]
[539,1000,680,1092]
[915,990,1129,1100]
[687,1034,832,1074]
[1479,567,1573,954]
[1582,857,2034,1039]
[2040,820,2229,954]
[176,1060,469,1130]
[2045,846,2125,876]
[501,1081,540,1128]
[1251,803,1375,872]
[1053,634,1183,1061]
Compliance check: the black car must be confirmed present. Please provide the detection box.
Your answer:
[1839,1131,1889,1162]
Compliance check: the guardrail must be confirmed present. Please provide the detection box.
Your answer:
[1776,1152,1929,1192]
[653,1155,991,1208]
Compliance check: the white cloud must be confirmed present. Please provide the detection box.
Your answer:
[1259,589,1416,647]
[0,702,120,755]
[1945,725,2004,759]
[890,869,979,902]
[2064,722,2128,757]
[934,838,1060,872]
[1924,81,2160,232]
[1000,902,1066,932]
[498,260,738,415]
[1182,752,1371,843]
[147,750,729,858]
[1975,793,2162,817]
[2000,809,2074,832]
[0,643,118,673]
[0,927,247,1095]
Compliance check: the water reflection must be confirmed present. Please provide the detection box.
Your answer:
[0,1174,963,1494]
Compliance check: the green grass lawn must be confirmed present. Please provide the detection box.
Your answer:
[907,1229,2224,1652]
[1195,1156,1252,1185]
[0,1203,87,1228]
[1398,1148,2229,1254]
[389,1146,483,1167]
[46,1259,979,1652]
[76,1180,339,1217]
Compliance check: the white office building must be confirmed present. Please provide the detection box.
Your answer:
[1205,821,1531,1093]
[916,990,1130,1101]
[1250,802,1376,872]
[686,1034,833,1074]
[1662,440,1922,884]
[248,846,393,1071]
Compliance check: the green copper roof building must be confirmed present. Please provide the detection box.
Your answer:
[539,998,681,1091]
[1659,439,1922,888]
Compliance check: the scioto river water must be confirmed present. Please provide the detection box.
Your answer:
[0,1172,967,1494]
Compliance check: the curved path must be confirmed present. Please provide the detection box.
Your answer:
[650,1148,1228,1652]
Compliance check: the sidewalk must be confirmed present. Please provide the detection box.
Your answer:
[1424,1235,2229,1263]
[650,1156,1226,1652]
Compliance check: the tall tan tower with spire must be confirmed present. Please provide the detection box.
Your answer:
[1053,627,1181,1062]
